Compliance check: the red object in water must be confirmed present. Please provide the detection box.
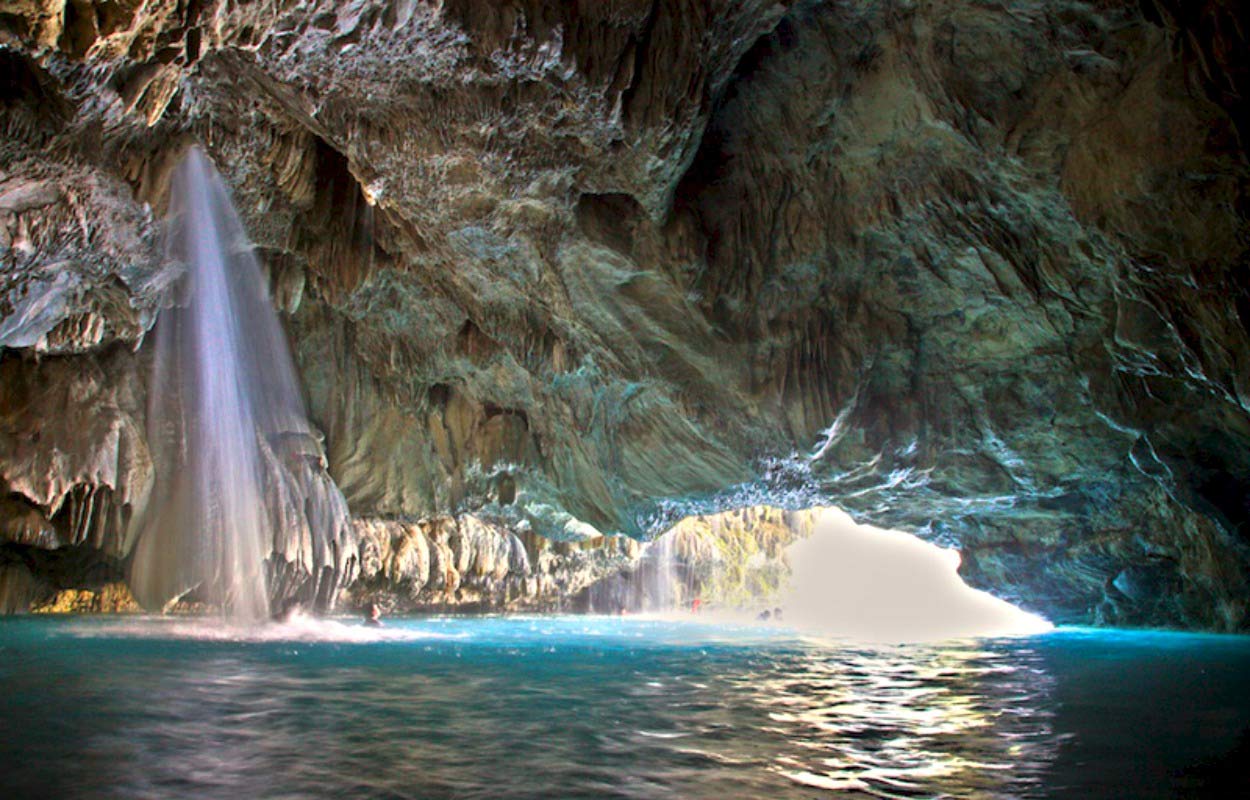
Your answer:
[692,598,702,614]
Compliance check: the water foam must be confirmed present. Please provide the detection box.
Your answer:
[64,612,445,644]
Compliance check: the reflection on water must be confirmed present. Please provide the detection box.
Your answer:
[1,617,1247,799]
[757,646,1057,796]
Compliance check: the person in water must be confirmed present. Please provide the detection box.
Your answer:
[364,602,383,627]
[274,597,303,623]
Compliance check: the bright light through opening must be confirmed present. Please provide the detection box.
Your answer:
[782,508,1053,643]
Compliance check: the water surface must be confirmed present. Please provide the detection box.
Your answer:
[1,616,1246,798]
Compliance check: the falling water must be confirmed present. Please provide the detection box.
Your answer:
[128,147,325,622]
[639,532,680,612]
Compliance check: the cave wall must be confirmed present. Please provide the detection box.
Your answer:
[1,0,1248,628]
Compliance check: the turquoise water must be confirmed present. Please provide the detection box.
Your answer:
[1,616,1247,799]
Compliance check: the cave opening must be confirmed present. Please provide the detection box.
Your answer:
[589,505,1051,642]
[4,0,1250,796]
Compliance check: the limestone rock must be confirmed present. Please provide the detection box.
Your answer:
[32,582,140,614]
[0,563,49,614]
[580,505,818,613]
[0,0,1248,629]
[349,514,633,612]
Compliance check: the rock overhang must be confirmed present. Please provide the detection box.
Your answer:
[0,0,1247,629]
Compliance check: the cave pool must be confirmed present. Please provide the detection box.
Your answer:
[2,615,1248,799]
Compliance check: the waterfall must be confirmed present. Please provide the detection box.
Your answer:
[128,147,345,622]
[640,531,679,612]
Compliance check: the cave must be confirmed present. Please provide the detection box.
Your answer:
[2,0,1249,797]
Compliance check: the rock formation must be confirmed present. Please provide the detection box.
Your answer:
[350,514,637,612]
[2,1,1248,629]
[579,505,818,613]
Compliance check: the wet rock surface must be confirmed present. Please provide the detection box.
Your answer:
[349,515,637,612]
[579,505,818,614]
[1,1,1248,629]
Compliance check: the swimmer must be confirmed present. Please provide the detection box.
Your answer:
[273,598,303,623]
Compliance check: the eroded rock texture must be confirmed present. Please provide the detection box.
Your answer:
[1,1,1248,628]
[580,505,818,613]
[349,515,637,612]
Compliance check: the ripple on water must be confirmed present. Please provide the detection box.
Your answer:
[2,617,1247,799]
[61,612,451,644]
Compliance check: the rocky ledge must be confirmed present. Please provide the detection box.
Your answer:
[2,1,1249,629]
[348,514,637,613]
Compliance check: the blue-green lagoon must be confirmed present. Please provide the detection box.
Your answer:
[2,616,1247,799]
